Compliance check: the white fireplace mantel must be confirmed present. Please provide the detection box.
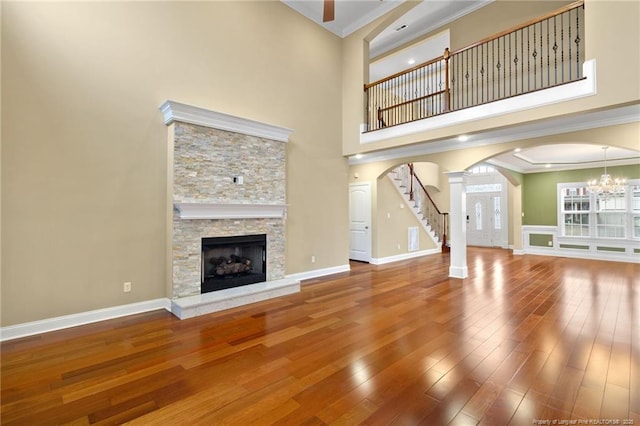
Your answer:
[174,202,287,220]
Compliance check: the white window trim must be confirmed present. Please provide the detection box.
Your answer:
[557,179,640,241]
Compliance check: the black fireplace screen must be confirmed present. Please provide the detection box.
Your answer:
[201,234,267,293]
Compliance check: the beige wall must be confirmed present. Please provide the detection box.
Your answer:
[343,0,640,155]
[447,1,569,52]
[1,2,348,326]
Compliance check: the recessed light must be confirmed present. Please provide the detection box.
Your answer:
[354,154,363,159]
[545,164,552,168]
[458,135,469,142]
[514,148,521,153]
[408,59,415,65]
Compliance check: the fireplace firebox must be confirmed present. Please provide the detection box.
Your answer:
[201,234,267,293]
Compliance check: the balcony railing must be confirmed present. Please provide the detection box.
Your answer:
[364,0,585,132]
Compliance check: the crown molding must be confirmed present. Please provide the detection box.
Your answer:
[159,100,293,143]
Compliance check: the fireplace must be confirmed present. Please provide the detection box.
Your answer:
[161,101,299,319]
[201,234,267,293]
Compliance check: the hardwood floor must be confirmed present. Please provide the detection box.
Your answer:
[2,248,639,425]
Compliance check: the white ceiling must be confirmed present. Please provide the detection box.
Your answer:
[281,0,489,56]
[281,0,405,39]
[489,144,640,174]
[282,0,491,83]
[368,0,491,58]
[281,0,640,174]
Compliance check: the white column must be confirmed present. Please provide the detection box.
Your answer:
[446,171,468,278]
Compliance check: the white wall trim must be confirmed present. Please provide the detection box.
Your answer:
[449,265,469,279]
[370,248,441,265]
[350,103,639,166]
[521,247,640,263]
[522,225,640,263]
[0,298,171,342]
[174,203,287,220]
[159,100,293,142]
[286,264,351,282]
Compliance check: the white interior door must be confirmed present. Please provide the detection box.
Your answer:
[349,182,372,262]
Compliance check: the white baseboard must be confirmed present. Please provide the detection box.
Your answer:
[370,248,440,265]
[0,265,352,341]
[449,265,469,279]
[0,298,171,342]
[286,264,351,282]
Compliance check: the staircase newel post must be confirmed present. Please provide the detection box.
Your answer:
[442,213,449,253]
[443,48,451,113]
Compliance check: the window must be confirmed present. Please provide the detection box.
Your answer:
[560,186,590,237]
[467,183,502,193]
[558,181,639,240]
[494,196,501,230]
[596,192,626,238]
[469,165,496,175]
[632,185,640,238]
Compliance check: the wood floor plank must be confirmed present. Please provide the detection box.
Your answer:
[571,384,604,419]
[2,248,639,424]
[478,387,524,425]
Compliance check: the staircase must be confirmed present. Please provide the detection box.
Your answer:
[388,164,449,252]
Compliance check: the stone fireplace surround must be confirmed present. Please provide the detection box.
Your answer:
[160,100,300,319]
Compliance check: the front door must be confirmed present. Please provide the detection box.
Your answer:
[349,182,372,262]
[467,193,503,247]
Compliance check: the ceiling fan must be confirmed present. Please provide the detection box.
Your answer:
[323,0,335,22]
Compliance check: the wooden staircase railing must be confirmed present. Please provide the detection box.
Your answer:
[393,164,449,252]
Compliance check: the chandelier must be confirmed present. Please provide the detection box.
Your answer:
[588,146,626,194]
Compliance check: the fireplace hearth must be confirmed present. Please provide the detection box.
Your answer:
[201,234,267,293]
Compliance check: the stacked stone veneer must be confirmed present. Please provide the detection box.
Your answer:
[171,122,286,298]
